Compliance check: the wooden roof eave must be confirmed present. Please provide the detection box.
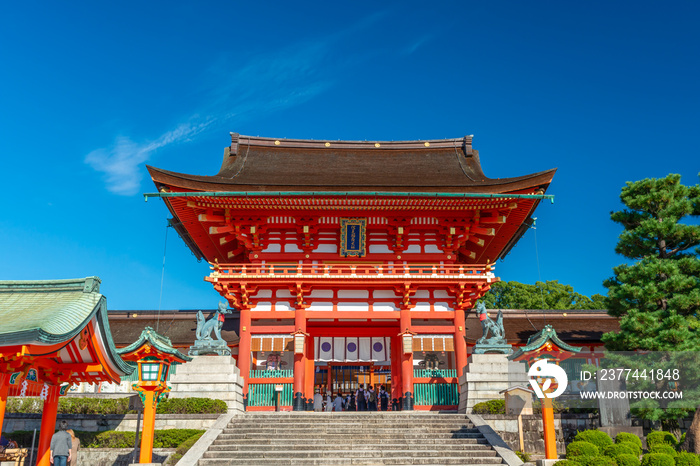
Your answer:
[147,165,557,195]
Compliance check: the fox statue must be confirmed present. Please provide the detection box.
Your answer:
[195,301,231,341]
[475,301,505,345]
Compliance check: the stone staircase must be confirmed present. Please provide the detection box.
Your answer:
[196,412,510,465]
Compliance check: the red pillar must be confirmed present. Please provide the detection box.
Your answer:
[293,307,307,411]
[542,396,557,459]
[238,307,252,406]
[399,308,414,410]
[36,385,60,466]
[0,374,9,433]
[454,308,467,378]
[304,335,315,409]
[390,334,402,409]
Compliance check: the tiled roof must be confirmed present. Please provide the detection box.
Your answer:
[0,277,102,345]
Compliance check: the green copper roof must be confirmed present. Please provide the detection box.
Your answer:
[0,277,103,345]
[118,326,192,363]
[0,277,134,376]
[508,324,582,360]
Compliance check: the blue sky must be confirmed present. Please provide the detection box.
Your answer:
[1,1,698,310]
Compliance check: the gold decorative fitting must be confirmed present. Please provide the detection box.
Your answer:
[254,254,258,258]
[324,142,330,147]
[447,255,452,259]
[563,313,568,317]
[305,254,309,258]
[424,142,430,147]
[397,255,401,259]
[274,140,280,145]
[374,143,380,148]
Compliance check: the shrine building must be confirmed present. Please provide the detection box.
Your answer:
[146,133,556,411]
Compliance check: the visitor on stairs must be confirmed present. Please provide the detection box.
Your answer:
[324,391,332,412]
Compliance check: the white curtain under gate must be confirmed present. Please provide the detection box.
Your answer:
[314,336,391,362]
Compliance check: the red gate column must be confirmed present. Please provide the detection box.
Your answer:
[293,306,307,411]
[238,307,252,407]
[390,334,401,410]
[399,308,414,410]
[454,308,467,378]
[36,385,60,466]
[304,335,315,410]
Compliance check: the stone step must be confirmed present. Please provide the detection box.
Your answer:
[222,427,480,434]
[212,437,490,446]
[228,422,476,428]
[208,443,494,451]
[197,457,504,465]
[202,449,499,459]
[215,433,485,440]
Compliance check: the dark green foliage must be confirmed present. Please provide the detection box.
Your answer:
[156,397,227,414]
[605,444,640,458]
[589,457,618,466]
[555,461,580,466]
[471,399,505,414]
[4,396,227,415]
[675,452,700,466]
[616,432,644,450]
[481,280,606,310]
[617,454,642,466]
[601,175,700,427]
[647,432,679,449]
[641,453,677,466]
[575,430,614,450]
[567,441,600,458]
[650,446,678,458]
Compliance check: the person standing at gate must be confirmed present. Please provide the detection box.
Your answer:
[333,392,344,412]
[356,385,367,411]
[49,420,72,466]
[346,391,356,411]
[379,385,389,411]
[367,385,378,411]
[313,389,323,412]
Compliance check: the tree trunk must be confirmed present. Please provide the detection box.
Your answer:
[681,407,700,452]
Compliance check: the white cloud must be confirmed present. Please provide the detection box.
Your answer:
[85,120,212,196]
[86,14,387,196]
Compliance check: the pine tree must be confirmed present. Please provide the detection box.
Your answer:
[601,174,700,449]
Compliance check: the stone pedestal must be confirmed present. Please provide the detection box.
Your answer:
[168,356,244,413]
[459,353,529,413]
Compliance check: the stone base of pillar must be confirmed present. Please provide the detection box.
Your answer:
[293,392,305,411]
[459,353,529,413]
[168,355,244,413]
[402,392,414,411]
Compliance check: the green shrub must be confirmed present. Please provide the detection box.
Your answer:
[675,452,700,466]
[605,444,639,458]
[577,456,604,466]
[589,457,618,466]
[617,454,642,466]
[516,451,531,463]
[641,453,676,466]
[567,441,600,458]
[616,432,644,451]
[575,430,614,450]
[555,461,581,466]
[5,396,226,415]
[157,397,227,414]
[647,432,678,449]
[471,399,505,415]
[650,446,677,458]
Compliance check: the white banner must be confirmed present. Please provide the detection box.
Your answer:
[314,336,391,362]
